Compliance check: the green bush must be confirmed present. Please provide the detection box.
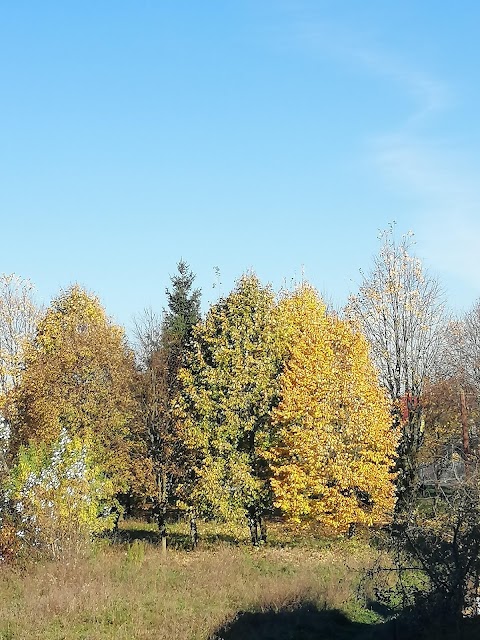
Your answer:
[1,429,117,560]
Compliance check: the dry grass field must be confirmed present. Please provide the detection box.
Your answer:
[0,520,386,640]
[1,519,479,640]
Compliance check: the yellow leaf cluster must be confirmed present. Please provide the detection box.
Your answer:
[269,285,398,533]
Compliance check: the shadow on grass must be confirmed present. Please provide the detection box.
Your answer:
[110,526,241,550]
[166,531,242,550]
[209,603,480,640]
[209,603,398,640]
[109,527,161,545]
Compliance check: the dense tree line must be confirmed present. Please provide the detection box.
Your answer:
[1,229,480,597]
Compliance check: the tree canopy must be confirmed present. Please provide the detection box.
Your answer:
[269,285,398,532]
[346,227,444,504]
[12,285,148,495]
[177,274,282,537]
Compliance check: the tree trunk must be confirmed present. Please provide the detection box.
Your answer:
[156,468,168,554]
[157,505,167,555]
[190,513,198,549]
[259,514,267,544]
[460,386,470,478]
[395,409,423,513]
[112,506,121,532]
[247,506,266,546]
[247,510,258,546]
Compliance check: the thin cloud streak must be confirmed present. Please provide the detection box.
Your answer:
[369,60,480,300]
[294,19,480,304]
[375,135,480,293]
[348,49,450,123]
[273,13,480,307]
[287,19,451,121]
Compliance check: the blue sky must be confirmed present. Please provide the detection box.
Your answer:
[1,1,479,332]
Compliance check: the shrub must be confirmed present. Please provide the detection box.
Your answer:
[0,428,117,560]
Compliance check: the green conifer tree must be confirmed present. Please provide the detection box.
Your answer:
[137,261,201,551]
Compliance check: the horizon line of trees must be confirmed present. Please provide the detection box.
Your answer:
[0,229,479,570]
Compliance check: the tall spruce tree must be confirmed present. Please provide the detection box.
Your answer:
[136,260,201,551]
[162,260,202,407]
[163,260,201,353]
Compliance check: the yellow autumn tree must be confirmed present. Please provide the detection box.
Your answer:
[268,285,398,533]
[11,285,151,497]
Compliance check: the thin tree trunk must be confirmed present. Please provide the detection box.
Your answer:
[157,507,167,555]
[247,507,259,546]
[259,515,267,544]
[156,468,168,554]
[460,387,470,478]
[190,513,198,549]
[395,410,422,513]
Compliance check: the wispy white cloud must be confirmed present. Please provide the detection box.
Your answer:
[286,19,451,120]
[367,57,480,302]
[357,56,449,125]
[374,134,480,295]
[287,17,480,305]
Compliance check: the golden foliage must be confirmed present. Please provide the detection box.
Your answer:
[269,285,398,532]
[11,285,150,495]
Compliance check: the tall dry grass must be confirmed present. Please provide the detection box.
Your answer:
[0,525,383,640]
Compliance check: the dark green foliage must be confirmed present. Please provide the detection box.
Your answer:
[163,259,201,360]
[135,260,202,549]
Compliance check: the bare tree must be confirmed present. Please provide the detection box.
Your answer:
[388,469,480,638]
[435,300,480,474]
[442,301,480,390]
[347,227,445,504]
[0,274,41,396]
[133,307,163,369]
[0,275,41,545]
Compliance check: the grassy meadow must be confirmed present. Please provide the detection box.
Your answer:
[0,519,385,640]
[1,519,479,640]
